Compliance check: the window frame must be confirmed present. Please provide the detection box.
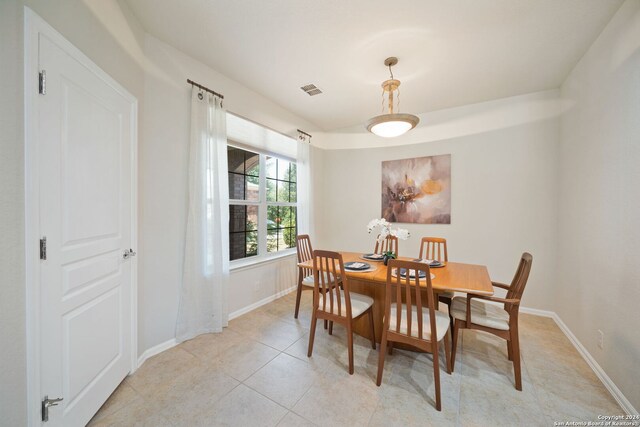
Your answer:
[228,142,298,269]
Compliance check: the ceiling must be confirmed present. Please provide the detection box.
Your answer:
[125,0,623,131]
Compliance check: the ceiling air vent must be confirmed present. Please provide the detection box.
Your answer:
[300,84,323,96]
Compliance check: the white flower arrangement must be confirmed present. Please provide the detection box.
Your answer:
[367,218,410,242]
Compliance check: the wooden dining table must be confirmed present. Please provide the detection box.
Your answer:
[297,252,494,343]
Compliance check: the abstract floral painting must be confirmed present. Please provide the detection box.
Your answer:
[381,154,451,224]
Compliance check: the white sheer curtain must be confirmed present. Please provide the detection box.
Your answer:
[297,138,311,235]
[176,87,229,342]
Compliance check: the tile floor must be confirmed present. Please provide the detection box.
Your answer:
[89,291,622,426]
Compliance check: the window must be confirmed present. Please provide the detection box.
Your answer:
[228,146,297,262]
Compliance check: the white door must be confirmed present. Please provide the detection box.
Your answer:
[37,30,136,426]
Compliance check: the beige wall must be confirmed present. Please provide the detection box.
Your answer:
[317,91,561,311]
[0,2,27,425]
[557,0,640,411]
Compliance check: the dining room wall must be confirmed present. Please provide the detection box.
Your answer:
[316,90,562,311]
[556,0,640,411]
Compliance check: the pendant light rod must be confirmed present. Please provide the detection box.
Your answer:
[365,56,420,138]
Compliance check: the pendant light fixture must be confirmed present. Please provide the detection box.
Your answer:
[365,57,420,138]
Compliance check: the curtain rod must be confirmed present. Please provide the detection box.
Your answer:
[187,79,224,99]
[297,129,312,143]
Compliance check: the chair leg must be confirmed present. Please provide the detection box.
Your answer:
[347,323,354,375]
[368,309,376,350]
[511,326,522,391]
[440,296,454,332]
[324,319,328,330]
[433,344,442,411]
[388,341,394,355]
[451,320,460,372]
[443,330,452,374]
[376,332,389,386]
[294,282,303,319]
[329,321,333,335]
[507,339,513,361]
[307,311,318,358]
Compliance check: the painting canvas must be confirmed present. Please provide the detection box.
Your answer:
[381,154,451,224]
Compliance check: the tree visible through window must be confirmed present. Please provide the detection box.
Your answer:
[228,146,297,261]
[266,156,297,253]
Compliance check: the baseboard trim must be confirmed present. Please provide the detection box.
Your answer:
[519,306,556,318]
[521,306,637,415]
[136,338,178,370]
[229,286,297,320]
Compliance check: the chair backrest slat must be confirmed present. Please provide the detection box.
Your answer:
[386,260,436,343]
[419,237,448,262]
[374,235,399,256]
[297,235,313,277]
[505,252,533,312]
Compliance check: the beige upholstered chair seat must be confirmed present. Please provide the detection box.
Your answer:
[388,303,450,341]
[318,292,373,318]
[302,272,338,287]
[450,296,510,330]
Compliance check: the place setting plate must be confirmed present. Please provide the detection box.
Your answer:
[344,261,376,273]
[391,268,436,280]
[412,258,446,268]
[361,253,385,262]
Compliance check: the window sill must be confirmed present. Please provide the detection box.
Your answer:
[229,249,297,273]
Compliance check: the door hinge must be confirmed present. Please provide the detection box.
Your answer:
[41,395,63,422]
[39,70,46,95]
[40,236,47,260]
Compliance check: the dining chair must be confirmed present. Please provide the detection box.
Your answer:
[450,252,533,391]
[376,259,452,411]
[374,234,399,256]
[419,237,454,326]
[295,235,337,330]
[307,250,376,375]
[294,234,314,319]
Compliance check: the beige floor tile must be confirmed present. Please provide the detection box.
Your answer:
[458,351,546,426]
[255,317,308,351]
[523,339,600,385]
[230,309,307,350]
[292,374,380,427]
[460,328,509,360]
[89,380,143,422]
[258,291,312,321]
[245,353,322,408]
[90,292,623,426]
[87,398,172,427]
[214,339,280,381]
[370,352,460,426]
[201,384,288,427]
[285,323,382,378]
[179,328,245,361]
[157,364,240,425]
[126,346,201,396]
[277,411,317,427]
[532,369,622,421]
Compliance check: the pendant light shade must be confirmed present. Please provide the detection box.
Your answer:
[366,113,419,138]
[365,57,420,138]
